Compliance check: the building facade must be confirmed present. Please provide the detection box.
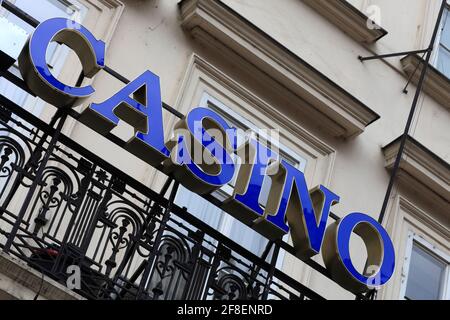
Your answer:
[0,0,448,300]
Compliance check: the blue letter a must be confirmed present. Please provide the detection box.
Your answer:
[80,70,169,166]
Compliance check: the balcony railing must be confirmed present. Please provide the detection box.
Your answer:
[0,93,328,300]
[0,0,374,301]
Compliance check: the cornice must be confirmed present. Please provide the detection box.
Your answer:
[383,135,450,207]
[302,0,388,43]
[401,54,450,110]
[179,0,380,138]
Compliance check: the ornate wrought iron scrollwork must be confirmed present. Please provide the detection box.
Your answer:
[0,133,29,200]
[209,266,262,301]
[214,273,248,300]
[147,235,191,300]
[103,206,143,277]
[31,166,76,236]
[0,92,336,301]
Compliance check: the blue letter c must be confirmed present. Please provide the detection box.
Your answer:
[18,18,105,107]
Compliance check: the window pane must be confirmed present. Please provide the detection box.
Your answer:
[437,45,450,79]
[405,244,446,300]
[14,0,76,24]
[441,9,450,47]
[4,0,83,63]
[174,98,306,260]
[0,17,28,59]
[174,185,224,231]
[3,0,75,39]
[0,0,86,117]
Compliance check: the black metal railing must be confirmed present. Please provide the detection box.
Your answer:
[0,94,325,300]
[0,0,375,301]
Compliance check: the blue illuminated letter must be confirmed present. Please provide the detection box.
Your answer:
[165,107,236,194]
[254,160,339,258]
[322,212,396,293]
[222,137,279,225]
[18,18,105,107]
[81,70,169,166]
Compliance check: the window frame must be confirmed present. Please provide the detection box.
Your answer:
[1,0,88,67]
[199,93,307,201]
[167,53,336,288]
[399,230,450,300]
[174,91,309,272]
[0,0,124,130]
[0,0,88,118]
[433,1,450,78]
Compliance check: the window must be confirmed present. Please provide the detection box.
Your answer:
[0,0,88,196]
[436,4,450,78]
[401,233,450,300]
[0,0,87,114]
[173,93,307,265]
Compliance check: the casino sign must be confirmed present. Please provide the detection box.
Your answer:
[17,17,395,294]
